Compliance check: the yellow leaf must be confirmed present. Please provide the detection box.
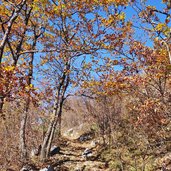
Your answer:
[4,66,14,71]
[155,23,166,31]
[118,12,125,20]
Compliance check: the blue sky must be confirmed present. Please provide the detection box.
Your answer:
[125,0,169,45]
[33,0,170,90]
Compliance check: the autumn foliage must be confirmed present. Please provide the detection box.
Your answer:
[0,0,171,170]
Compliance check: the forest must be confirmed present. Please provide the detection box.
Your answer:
[0,0,171,170]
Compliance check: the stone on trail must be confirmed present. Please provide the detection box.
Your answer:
[20,164,37,171]
[78,132,94,142]
[30,145,41,157]
[82,148,93,159]
[39,165,54,171]
[90,140,99,147]
[49,146,60,156]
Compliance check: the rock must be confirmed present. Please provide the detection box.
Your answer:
[30,149,38,157]
[90,140,98,147]
[30,145,41,157]
[82,148,93,159]
[39,165,54,171]
[20,164,36,171]
[49,146,60,156]
[78,131,94,142]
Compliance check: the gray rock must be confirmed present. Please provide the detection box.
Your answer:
[78,132,94,142]
[30,149,38,157]
[39,165,54,171]
[82,148,93,159]
[30,145,41,157]
[20,165,35,171]
[49,146,60,156]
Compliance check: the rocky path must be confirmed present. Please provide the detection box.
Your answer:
[47,137,108,171]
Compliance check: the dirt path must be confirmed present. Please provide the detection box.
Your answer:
[49,138,108,171]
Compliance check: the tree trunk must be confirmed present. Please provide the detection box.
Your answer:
[46,120,57,157]
[19,100,29,160]
[40,58,70,161]
[57,112,62,137]
[19,32,37,160]
[0,96,4,119]
[40,98,59,160]
[40,98,63,160]
[40,119,57,160]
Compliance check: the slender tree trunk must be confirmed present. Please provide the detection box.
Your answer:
[40,120,56,160]
[0,96,5,119]
[46,105,63,157]
[46,119,57,157]
[40,98,60,160]
[19,33,37,160]
[40,90,66,160]
[19,99,29,160]
[57,113,62,137]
